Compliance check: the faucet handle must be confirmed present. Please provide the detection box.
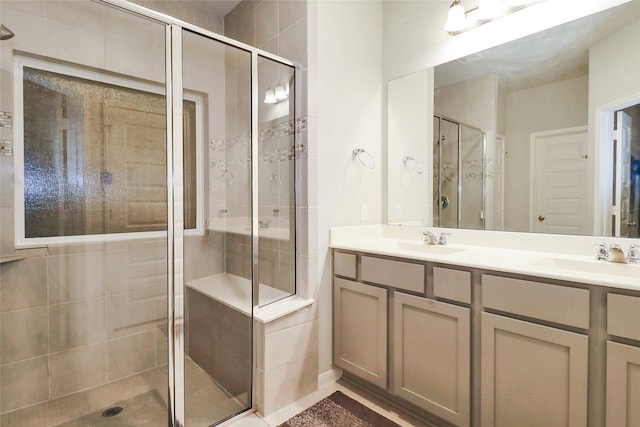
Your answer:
[594,242,608,261]
[627,244,640,264]
[438,232,451,246]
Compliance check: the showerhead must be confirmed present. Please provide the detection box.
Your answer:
[1,24,15,40]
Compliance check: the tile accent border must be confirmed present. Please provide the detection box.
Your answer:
[0,141,12,157]
[0,112,12,128]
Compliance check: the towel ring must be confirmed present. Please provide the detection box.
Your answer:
[353,148,375,169]
[402,156,423,174]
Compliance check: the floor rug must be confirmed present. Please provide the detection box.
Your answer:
[278,391,400,427]
[55,390,167,427]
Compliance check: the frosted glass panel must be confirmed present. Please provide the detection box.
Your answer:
[22,67,197,239]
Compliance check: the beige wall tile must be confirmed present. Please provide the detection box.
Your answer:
[107,288,165,339]
[184,234,225,282]
[49,298,107,353]
[265,303,317,334]
[0,257,47,311]
[1,356,49,413]
[0,156,13,208]
[279,1,306,32]
[255,1,279,47]
[48,252,106,304]
[0,207,15,258]
[1,306,48,364]
[278,18,307,67]
[50,343,108,398]
[155,327,167,367]
[262,320,318,415]
[236,8,255,46]
[264,318,317,369]
[46,0,106,33]
[105,246,166,295]
[108,331,155,381]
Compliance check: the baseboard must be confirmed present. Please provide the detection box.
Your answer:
[318,367,343,389]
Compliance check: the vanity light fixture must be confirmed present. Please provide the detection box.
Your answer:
[444,0,543,35]
[263,81,290,104]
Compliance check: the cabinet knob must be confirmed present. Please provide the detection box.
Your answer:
[538,215,545,221]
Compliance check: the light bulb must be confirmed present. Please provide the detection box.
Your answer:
[444,0,467,33]
[264,89,277,104]
[274,83,287,101]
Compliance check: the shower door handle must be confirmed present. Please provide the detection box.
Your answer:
[538,215,545,221]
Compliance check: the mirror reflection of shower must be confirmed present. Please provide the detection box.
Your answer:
[1,24,15,40]
[433,115,486,230]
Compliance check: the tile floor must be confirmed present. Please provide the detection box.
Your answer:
[227,379,435,427]
[1,358,247,427]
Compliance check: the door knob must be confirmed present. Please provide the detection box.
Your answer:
[538,215,545,221]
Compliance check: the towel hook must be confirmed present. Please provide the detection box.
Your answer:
[402,156,423,174]
[353,148,375,169]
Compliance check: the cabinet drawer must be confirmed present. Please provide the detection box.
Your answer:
[361,256,425,293]
[334,252,357,279]
[434,267,471,304]
[608,293,640,341]
[482,275,589,329]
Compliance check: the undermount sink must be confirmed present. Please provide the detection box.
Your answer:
[532,257,640,279]
[365,240,466,255]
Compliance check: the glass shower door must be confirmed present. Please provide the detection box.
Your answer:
[180,29,253,426]
[1,1,170,425]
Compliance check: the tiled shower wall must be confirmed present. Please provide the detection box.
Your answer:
[223,0,311,294]
[223,0,319,415]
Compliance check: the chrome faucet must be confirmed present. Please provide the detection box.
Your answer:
[626,244,640,264]
[595,243,608,261]
[423,231,438,245]
[423,231,450,246]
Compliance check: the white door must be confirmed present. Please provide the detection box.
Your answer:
[614,111,633,237]
[531,127,589,235]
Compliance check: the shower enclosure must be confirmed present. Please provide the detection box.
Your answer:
[433,115,486,230]
[0,1,298,426]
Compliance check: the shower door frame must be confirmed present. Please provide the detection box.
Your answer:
[97,1,300,426]
[433,115,487,229]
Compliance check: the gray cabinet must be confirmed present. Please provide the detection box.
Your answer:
[393,291,470,426]
[333,277,388,389]
[606,293,640,427]
[606,341,640,427]
[481,312,589,427]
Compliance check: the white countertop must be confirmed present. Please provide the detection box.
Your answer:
[330,225,640,292]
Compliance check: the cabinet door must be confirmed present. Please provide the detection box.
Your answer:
[333,278,387,388]
[481,313,588,427]
[607,341,640,427]
[393,292,470,426]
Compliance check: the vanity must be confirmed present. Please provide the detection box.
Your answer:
[331,225,640,427]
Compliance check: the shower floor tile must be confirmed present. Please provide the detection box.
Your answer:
[0,358,247,427]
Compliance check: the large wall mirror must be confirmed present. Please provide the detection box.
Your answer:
[387,1,640,238]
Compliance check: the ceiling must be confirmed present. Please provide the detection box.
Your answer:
[435,2,640,92]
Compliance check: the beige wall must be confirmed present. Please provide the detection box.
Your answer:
[314,0,384,377]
